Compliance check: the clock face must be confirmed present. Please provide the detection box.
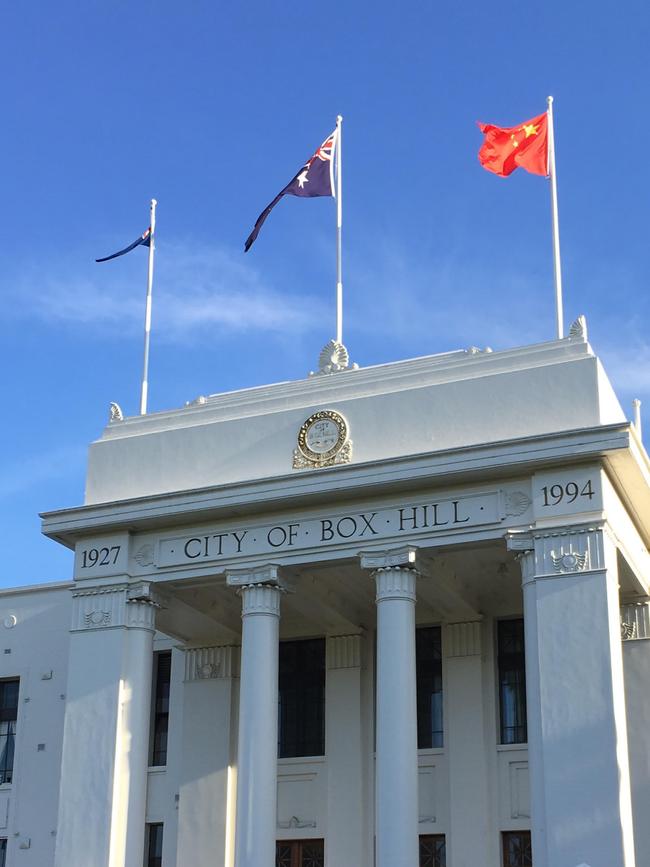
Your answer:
[297,410,348,463]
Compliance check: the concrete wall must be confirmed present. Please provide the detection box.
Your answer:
[0,584,72,866]
[85,340,625,504]
[624,637,650,866]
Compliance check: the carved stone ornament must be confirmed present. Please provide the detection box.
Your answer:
[550,551,588,573]
[108,402,124,423]
[621,620,637,640]
[277,816,317,830]
[198,662,218,679]
[83,610,112,627]
[309,339,358,376]
[504,491,532,516]
[293,409,352,470]
[133,543,155,568]
[569,314,588,342]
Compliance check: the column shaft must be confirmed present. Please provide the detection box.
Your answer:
[374,567,419,867]
[234,584,281,867]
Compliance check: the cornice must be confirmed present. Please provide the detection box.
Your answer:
[40,424,639,549]
[98,337,593,441]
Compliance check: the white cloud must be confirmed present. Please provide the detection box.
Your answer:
[5,242,327,341]
[598,341,650,398]
[347,239,550,350]
[0,444,86,500]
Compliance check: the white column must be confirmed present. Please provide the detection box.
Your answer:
[361,547,419,867]
[508,525,636,867]
[443,621,492,865]
[54,582,158,867]
[176,646,240,867]
[226,565,284,867]
[326,633,366,867]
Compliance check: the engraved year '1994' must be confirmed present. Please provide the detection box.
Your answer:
[80,546,121,569]
[541,480,595,508]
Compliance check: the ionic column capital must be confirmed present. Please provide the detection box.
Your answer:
[359,545,419,573]
[360,546,419,603]
[239,583,282,618]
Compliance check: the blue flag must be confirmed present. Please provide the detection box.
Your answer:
[96,228,151,263]
[245,129,337,252]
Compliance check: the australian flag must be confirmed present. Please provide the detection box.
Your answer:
[96,227,151,263]
[244,128,337,252]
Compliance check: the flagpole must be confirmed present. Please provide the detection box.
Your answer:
[335,114,343,345]
[547,96,564,339]
[140,198,157,415]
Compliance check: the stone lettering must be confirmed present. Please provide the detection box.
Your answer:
[359,512,378,536]
[232,530,248,553]
[452,500,470,524]
[399,507,419,531]
[184,538,202,559]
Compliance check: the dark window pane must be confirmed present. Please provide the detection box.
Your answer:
[276,842,293,867]
[416,627,443,749]
[276,840,324,867]
[0,838,6,867]
[498,620,528,744]
[419,834,446,867]
[0,680,18,784]
[502,830,532,867]
[278,639,325,758]
[151,653,171,766]
[146,823,163,867]
[301,839,325,867]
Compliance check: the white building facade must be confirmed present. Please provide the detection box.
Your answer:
[1,326,649,867]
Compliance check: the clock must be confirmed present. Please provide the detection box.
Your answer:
[293,410,351,469]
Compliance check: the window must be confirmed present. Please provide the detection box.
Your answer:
[502,830,532,866]
[276,839,324,867]
[146,823,163,867]
[419,834,446,867]
[0,680,19,784]
[416,627,443,748]
[278,639,325,758]
[498,620,527,744]
[0,838,6,867]
[150,652,171,766]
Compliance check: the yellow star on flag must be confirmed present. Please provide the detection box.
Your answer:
[522,123,539,138]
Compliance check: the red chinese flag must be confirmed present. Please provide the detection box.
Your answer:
[477,112,548,177]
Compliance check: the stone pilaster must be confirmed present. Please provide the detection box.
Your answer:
[507,523,636,867]
[55,581,159,867]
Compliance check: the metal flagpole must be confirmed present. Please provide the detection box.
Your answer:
[140,198,157,415]
[335,114,343,345]
[547,96,564,339]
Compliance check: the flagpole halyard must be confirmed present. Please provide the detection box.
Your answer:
[547,96,564,339]
[335,114,343,345]
[140,198,157,415]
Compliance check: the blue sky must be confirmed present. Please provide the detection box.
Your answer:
[1,1,648,586]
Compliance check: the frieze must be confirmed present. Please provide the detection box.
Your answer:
[139,487,521,573]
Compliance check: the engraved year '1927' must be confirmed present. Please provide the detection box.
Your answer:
[80,546,121,569]
[541,480,595,508]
